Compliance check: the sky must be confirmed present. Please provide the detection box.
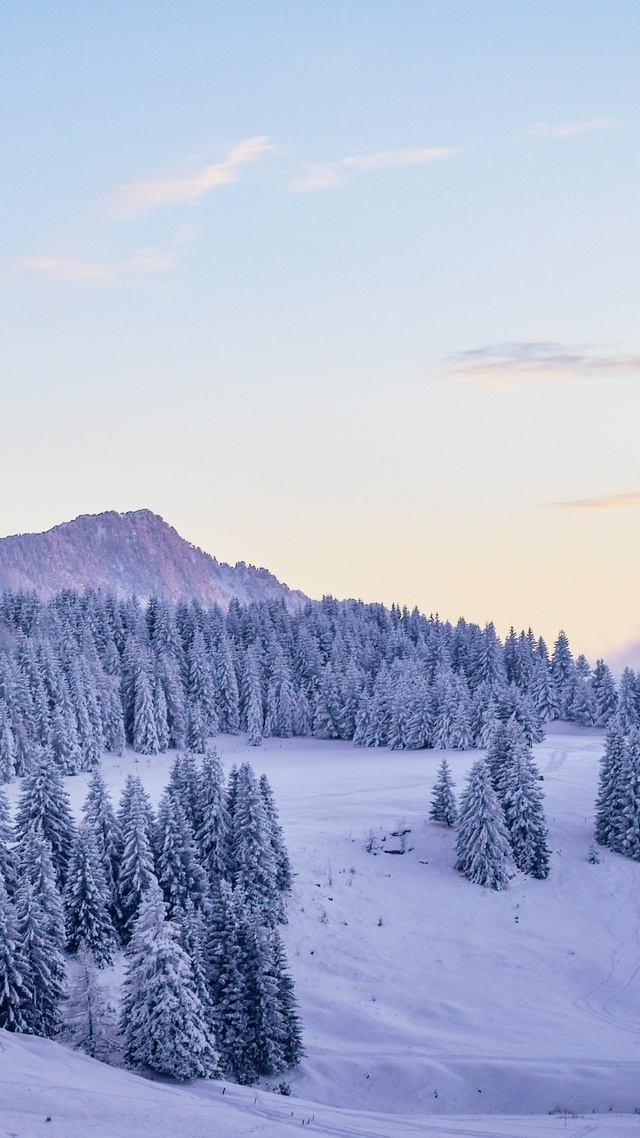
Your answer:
[1,1,639,662]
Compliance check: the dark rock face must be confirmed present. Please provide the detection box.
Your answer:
[0,509,306,609]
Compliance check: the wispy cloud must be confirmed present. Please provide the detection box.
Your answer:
[13,226,195,285]
[290,145,459,193]
[111,136,272,218]
[441,342,640,392]
[524,117,626,140]
[548,491,640,511]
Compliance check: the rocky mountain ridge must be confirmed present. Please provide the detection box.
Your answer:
[0,509,307,609]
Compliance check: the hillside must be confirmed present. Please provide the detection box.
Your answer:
[3,725,640,1136]
[0,510,307,609]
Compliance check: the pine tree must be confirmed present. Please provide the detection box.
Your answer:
[14,876,65,1037]
[196,744,230,883]
[259,773,292,892]
[0,786,18,897]
[15,753,76,888]
[65,824,117,966]
[17,829,66,951]
[167,751,202,835]
[617,728,640,860]
[429,758,457,826]
[271,929,304,1069]
[551,631,575,720]
[228,763,281,925]
[204,879,250,1081]
[64,947,116,1059]
[154,790,207,918]
[117,775,156,941]
[133,660,160,755]
[120,881,219,1080]
[0,876,31,1032]
[592,660,618,727]
[595,718,627,849]
[501,742,550,878]
[82,768,122,929]
[455,760,511,890]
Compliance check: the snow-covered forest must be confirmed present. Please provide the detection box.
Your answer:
[0,749,302,1082]
[0,589,622,780]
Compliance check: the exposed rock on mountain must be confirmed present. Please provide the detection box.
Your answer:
[0,509,306,609]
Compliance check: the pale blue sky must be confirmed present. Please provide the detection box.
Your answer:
[2,2,639,657]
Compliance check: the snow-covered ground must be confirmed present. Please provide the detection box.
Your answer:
[4,724,640,1137]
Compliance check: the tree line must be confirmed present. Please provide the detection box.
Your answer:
[0,746,303,1083]
[0,590,621,781]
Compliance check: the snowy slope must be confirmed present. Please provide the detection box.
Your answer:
[0,510,307,608]
[4,725,640,1136]
[4,1030,640,1138]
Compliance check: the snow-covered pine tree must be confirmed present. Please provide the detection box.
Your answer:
[228,763,281,925]
[244,646,264,747]
[0,703,17,782]
[16,828,66,951]
[203,878,250,1081]
[196,743,230,884]
[592,660,618,727]
[617,669,639,732]
[120,881,219,1080]
[616,728,640,861]
[154,789,207,918]
[65,824,117,966]
[0,786,18,897]
[14,875,65,1036]
[241,924,288,1078]
[595,717,627,849]
[271,927,304,1069]
[15,752,76,889]
[551,631,575,720]
[64,947,116,1060]
[82,768,122,929]
[133,657,160,755]
[501,741,550,878]
[0,875,31,1032]
[167,750,202,835]
[259,773,292,893]
[429,758,457,826]
[117,775,156,941]
[454,759,511,890]
[175,899,215,1033]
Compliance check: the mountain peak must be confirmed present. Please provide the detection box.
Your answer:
[0,510,306,609]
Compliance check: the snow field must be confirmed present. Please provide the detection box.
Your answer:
[4,723,640,1135]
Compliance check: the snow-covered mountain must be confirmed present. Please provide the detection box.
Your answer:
[0,510,307,609]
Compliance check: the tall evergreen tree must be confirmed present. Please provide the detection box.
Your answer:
[15,876,65,1037]
[501,742,550,878]
[429,758,458,826]
[82,768,123,929]
[120,882,219,1080]
[154,789,207,918]
[65,824,117,966]
[0,876,31,1032]
[228,763,281,925]
[117,775,156,941]
[196,744,230,883]
[455,760,511,890]
[595,718,628,849]
[259,773,292,893]
[0,786,18,897]
[15,754,76,889]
